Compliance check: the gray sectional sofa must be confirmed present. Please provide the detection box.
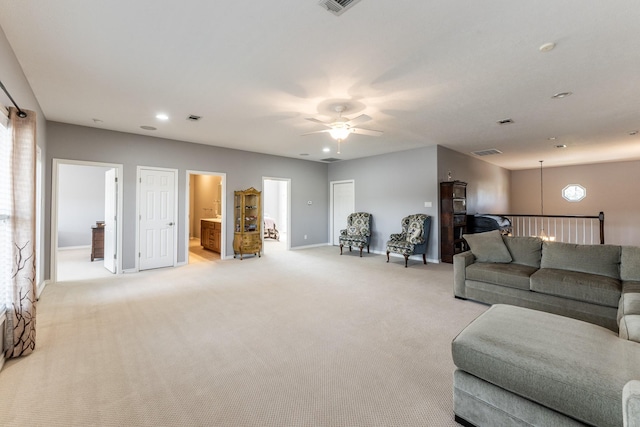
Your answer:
[451,230,640,426]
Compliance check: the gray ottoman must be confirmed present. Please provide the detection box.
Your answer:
[452,304,640,427]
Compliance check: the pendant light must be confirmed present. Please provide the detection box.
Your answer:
[538,160,554,241]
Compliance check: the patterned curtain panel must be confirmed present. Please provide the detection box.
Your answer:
[5,107,37,358]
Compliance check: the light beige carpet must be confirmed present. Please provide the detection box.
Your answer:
[0,246,487,426]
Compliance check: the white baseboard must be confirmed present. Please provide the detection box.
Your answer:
[291,243,329,250]
[122,268,137,274]
[369,249,440,264]
[36,279,49,299]
[58,245,91,251]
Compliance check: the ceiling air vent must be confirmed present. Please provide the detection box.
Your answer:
[187,115,201,121]
[321,157,342,162]
[472,148,503,157]
[497,118,514,125]
[318,0,362,16]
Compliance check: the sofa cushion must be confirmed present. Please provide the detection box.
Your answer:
[502,235,543,268]
[530,268,622,308]
[621,246,640,281]
[619,315,640,343]
[466,262,537,291]
[463,230,512,263]
[540,241,621,280]
[452,304,640,427]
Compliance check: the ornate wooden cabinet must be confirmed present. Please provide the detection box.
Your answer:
[233,187,262,259]
[440,181,467,263]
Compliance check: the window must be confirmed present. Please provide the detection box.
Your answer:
[562,184,586,202]
[0,106,9,313]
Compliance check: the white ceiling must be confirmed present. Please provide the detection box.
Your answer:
[1,1,640,170]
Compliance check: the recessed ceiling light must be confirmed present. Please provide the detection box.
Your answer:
[539,42,556,52]
[299,153,309,156]
[552,92,573,99]
[323,147,330,152]
[547,137,557,141]
[140,125,157,131]
[555,144,567,149]
[156,113,169,121]
[92,118,103,123]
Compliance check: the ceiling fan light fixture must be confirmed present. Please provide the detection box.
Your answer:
[329,127,351,140]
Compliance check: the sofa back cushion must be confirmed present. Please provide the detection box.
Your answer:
[463,230,512,263]
[541,242,621,279]
[502,236,543,268]
[621,246,640,281]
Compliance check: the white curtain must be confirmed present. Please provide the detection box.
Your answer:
[4,107,37,358]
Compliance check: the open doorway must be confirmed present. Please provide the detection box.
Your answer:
[51,159,123,283]
[186,171,226,263]
[262,177,291,253]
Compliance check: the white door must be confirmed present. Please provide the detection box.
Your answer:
[103,168,117,273]
[331,181,355,245]
[139,168,177,270]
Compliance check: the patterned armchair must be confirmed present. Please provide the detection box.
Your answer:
[339,212,372,257]
[386,214,432,267]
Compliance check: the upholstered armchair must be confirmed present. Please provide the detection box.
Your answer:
[339,212,372,257]
[386,214,432,267]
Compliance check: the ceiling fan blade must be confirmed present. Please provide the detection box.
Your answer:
[305,117,332,127]
[301,129,332,136]
[352,128,383,136]
[345,114,372,127]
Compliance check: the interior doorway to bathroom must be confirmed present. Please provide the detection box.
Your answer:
[186,171,225,263]
[262,177,291,254]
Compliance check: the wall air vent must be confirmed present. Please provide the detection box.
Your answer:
[321,157,342,162]
[472,148,503,157]
[318,0,362,16]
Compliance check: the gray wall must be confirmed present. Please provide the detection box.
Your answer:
[437,146,511,215]
[328,146,440,261]
[58,164,110,247]
[511,160,640,246]
[46,122,329,273]
[327,145,512,261]
[0,26,47,286]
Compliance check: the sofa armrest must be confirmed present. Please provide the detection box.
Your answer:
[623,380,640,427]
[453,250,475,298]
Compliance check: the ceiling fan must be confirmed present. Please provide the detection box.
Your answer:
[302,105,383,154]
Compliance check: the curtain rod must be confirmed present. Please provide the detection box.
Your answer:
[0,79,28,118]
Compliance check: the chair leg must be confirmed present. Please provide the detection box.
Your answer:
[340,244,343,255]
[404,255,409,268]
[386,251,390,262]
[367,244,370,253]
[349,246,352,252]
[423,253,427,264]
[359,246,363,257]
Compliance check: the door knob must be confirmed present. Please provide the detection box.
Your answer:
[168,222,174,226]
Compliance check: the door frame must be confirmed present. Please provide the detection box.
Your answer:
[262,176,292,251]
[329,179,355,246]
[51,158,124,283]
[184,170,227,261]
[135,166,179,272]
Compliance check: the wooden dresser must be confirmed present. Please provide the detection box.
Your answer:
[91,226,104,261]
[201,220,221,253]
